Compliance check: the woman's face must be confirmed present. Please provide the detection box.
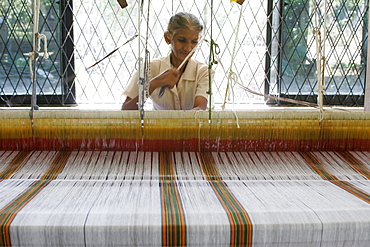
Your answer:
[165,28,200,68]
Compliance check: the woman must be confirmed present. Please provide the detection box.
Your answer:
[121,12,212,110]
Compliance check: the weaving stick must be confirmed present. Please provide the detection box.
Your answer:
[231,0,245,4]
[85,35,138,70]
[116,0,128,8]
[158,38,204,97]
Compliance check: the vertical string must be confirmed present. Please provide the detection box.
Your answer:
[28,0,49,121]
[222,3,243,111]
[29,0,41,121]
[138,0,151,125]
[137,0,145,122]
[313,0,327,121]
[321,0,328,120]
[208,0,215,121]
[144,0,151,95]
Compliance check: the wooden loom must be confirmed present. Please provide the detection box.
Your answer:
[1,109,370,246]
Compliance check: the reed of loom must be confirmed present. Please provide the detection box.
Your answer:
[1,109,370,152]
[2,109,370,247]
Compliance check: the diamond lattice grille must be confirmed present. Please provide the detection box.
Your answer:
[0,0,368,107]
[279,0,367,105]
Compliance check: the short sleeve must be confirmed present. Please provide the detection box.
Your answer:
[195,63,213,99]
[123,72,139,99]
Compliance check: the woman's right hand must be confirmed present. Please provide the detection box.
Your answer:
[149,68,181,94]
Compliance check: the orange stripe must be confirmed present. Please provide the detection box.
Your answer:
[173,181,186,245]
[0,151,31,180]
[0,151,70,247]
[198,152,222,180]
[199,152,253,247]
[159,152,186,246]
[299,151,338,180]
[210,182,236,244]
[1,180,50,246]
[41,151,71,180]
[331,180,370,204]
[338,152,370,179]
[300,152,370,204]
[160,184,167,246]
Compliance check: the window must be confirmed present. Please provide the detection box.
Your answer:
[276,0,367,106]
[0,0,75,106]
[0,0,367,107]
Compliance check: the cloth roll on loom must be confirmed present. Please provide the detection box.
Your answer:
[1,109,370,246]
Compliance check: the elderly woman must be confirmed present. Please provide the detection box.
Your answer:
[121,12,212,110]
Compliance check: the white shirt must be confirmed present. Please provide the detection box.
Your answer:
[123,55,212,110]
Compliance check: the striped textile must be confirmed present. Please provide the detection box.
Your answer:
[1,150,370,246]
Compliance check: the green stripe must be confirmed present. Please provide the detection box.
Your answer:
[210,180,252,246]
[199,152,252,247]
[0,151,70,247]
[338,152,370,179]
[0,179,51,246]
[299,151,338,180]
[331,180,370,204]
[0,151,31,180]
[301,152,370,204]
[199,152,222,180]
[159,152,186,246]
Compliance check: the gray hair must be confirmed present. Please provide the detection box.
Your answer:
[167,12,203,37]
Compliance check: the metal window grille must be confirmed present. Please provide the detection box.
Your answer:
[0,0,75,106]
[0,0,368,108]
[275,0,368,106]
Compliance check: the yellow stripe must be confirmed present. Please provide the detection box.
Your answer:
[299,152,338,180]
[300,152,370,204]
[159,152,186,246]
[199,152,253,247]
[338,152,370,179]
[0,151,31,180]
[0,151,70,247]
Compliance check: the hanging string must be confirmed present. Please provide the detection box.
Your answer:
[137,0,144,121]
[313,0,327,121]
[224,69,349,110]
[24,0,50,120]
[212,0,334,111]
[143,0,151,101]
[211,38,321,109]
[208,0,219,121]
[222,2,243,110]
[137,0,151,122]
[236,82,320,108]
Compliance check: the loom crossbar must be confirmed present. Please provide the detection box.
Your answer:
[1,109,370,246]
[1,110,370,152]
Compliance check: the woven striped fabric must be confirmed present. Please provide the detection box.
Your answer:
[1,150,370,246]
